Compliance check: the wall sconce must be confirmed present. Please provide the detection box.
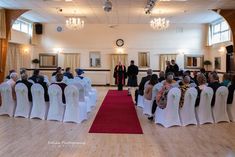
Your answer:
[116,47,124,54]
[218,46,226,54]
[23,48,29,54]
[53,48,63,53]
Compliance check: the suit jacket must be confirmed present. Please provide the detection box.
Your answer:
[138,75,152,96]
[208,82,221,107]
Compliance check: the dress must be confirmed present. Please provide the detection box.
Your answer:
[127,65,139,87]
[113,65,127,90]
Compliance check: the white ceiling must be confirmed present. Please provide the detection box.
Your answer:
[0,0,235,24]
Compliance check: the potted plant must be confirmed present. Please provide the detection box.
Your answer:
[32,59,40,68]
[203,60,212,71]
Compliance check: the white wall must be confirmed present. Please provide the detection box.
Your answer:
[35,23,207,70]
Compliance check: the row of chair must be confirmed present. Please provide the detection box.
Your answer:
[138,84,235,128]
[0,79,97,123]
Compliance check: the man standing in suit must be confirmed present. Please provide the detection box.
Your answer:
[127,60,139,95]
[135,69,152,104]
[171,59,179,76]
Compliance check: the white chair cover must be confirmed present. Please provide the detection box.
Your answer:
[14,83,32,118]
[212,86,229,123]
[43,75,50,86]
[28,79,35,84]
[179,87,198,126]
[63,85,87,123]
[155,88,181,128]
[195,87,214,125]
[72,82,91,113]
[137,95,144,108]
[30,83,49,120]
[83,77,97,107]
[0,83,16,117]
[47,84,65,121]
[143,98,152,116]
[63,76,69,84]
[228,92,235,122]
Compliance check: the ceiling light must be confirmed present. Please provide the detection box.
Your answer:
[150,17,170,30]
[65,17,84,31]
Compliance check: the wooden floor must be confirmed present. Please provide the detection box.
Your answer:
[1,87,235,157]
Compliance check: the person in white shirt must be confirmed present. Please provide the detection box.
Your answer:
[6,72,18,100]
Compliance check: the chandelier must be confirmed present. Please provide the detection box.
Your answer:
[65,17,84,30]
[150,18,170,30]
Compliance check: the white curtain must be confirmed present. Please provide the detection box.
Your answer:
[110,54,128,85]
[63,53,80,75]
[139,52,150,67]
[159,54,177,71]
[0,9,6,39]
[5,43,31,77]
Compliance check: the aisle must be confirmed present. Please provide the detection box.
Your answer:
[89,90,143,134]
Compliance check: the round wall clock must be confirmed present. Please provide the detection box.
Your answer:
[56,26,63,32]
[116,39,124,47]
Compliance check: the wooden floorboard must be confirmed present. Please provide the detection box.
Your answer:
[0,87,235,157]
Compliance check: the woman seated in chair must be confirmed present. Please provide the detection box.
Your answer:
[195,73,207,107]
[6,72,18,100]
[179,75,191,108]
[156,72,177,109]
[144,74,158,101]
[51,73,67,104]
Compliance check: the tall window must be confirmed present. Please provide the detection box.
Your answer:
[210,19,231,45]
[12,19,31,34]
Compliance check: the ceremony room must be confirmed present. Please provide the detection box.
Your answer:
[1,0,235,156]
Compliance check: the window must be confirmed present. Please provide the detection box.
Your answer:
[210,19,231,45]
[12,19,31,34]
[89,52,101,67]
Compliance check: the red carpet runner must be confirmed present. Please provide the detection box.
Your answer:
[89,90,143,134]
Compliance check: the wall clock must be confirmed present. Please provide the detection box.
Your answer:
[116,39,124,47]
[56,26,63,32]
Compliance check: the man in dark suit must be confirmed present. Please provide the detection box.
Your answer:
[171,59,179,76]
[63,67,74,79]
[208,72,221,107]
[135,69,152,104]
[127,60,139,95]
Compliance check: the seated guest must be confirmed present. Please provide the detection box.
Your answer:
[156,72,177,109]
[200,68,208,80]
[5,69,16,80]
[158,71,165,82]
[221,73,231,87]
[29,69,44,83]
[184,70,195,83]
[227,75,235,104]
[6,72,18,100]
[135,69,152,104]
[16,73,33,102]
[63,67,74,79]
[52,67,62,76]
[195,73,207,107]
[208,72,221,107]
[51,73,67,104]
[20,68,27,75]
[165,61,173,75]
[192,71,198,85]
[179,76,191,108]
[75,68,85,80]
[144,74,158,101]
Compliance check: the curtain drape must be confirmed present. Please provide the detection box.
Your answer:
[63,53,80,75]
[159,54,177,71]
[110,54,128,85]
[139,53,149,67]
[5,43,31,77]
[0,9,6,39]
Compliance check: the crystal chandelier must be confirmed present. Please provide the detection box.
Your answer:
[65,17,84,31]
[150,18,170,30]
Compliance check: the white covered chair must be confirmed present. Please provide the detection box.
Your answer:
[155,88,181,128]
[143,98,152,116]
[83,77,97,107]
[43,75,50,86]
[227,92,235,122]
[195,87,214,125]
[73,82,91,113]
[0,83,16,117]
[50,76,56,83]
[137,95,144,108]
[30,83,49,120]
[212,86,229,123]
[47,84,65,121]
[14,83,32,118]
[152,82,163,102]
[63,85,87,123]
[179,87,198,126]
